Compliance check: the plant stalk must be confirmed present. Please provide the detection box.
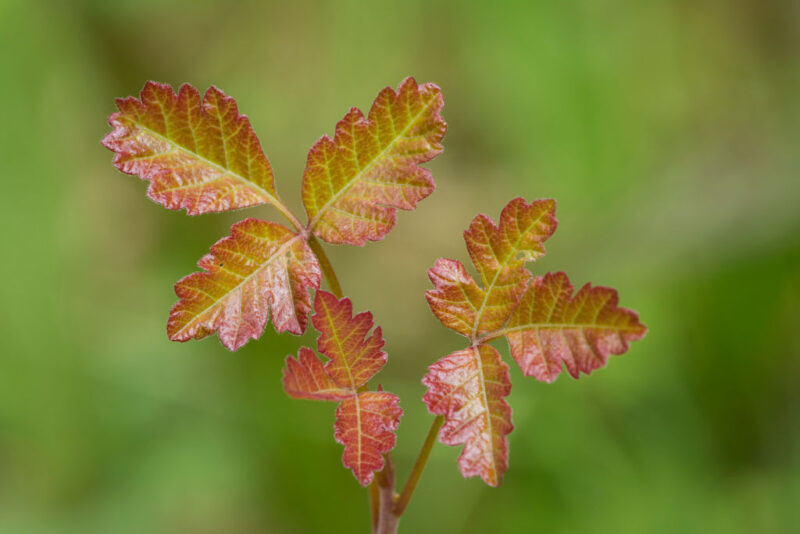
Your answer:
[272,199,305,233]
[304,233,382,529]
[369,480,380,533]
[392,415,444,516]
[376,454,400,534]
[300,222,441,531]
[306,234,344,298]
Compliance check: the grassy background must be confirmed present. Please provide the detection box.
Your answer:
[1,1,798,532]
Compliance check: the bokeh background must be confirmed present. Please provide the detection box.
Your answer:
[1,0,798,532]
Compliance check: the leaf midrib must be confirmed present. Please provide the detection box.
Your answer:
[472,345,499,485]
[130,119,281,209]
[173,232,304,337]
[489,322,645,339]
[306,95,437,232]
[469,213,549,340]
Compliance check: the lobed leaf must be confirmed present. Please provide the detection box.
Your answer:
[503,272,647,383]
[282,347,350,401]
[335,391,402,486]
[302,77,446,245]
[426,198,557,337]
[167,219,320,351]
[422,345,513,486]
[103,81,280,215]
[425,258,485,336]
[465,197,557,286]
[281,292,402,485]
[312,291,387,390]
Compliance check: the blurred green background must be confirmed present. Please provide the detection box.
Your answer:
[1,0,798,532]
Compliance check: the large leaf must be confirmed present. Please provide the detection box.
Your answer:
[422,345,513,486]
[426,198,557,338]
[282,292,402,485]
[103,81,280,215]
[302,77,446,245]
[167,219,320,351]
[503,272,647,383]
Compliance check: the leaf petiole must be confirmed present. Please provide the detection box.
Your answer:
[307,234,344,299]
[392,415,444,516]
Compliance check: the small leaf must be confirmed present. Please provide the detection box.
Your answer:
[302,77,446,245]
[465,197,557,283]
[422,345,513,486]
[167,219,320,351]
[312,290,387,390]
[282,347,351,401]
[282,291,402,485]
[335,391,402,486]
[504,272,647,383]
[426,198,557,337]
[425,258,485,336]
[103,81,280,215]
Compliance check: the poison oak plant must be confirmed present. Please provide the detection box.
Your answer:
[103,77,647,533]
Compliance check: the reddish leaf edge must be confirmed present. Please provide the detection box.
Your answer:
[166,218,321,351]
[102,81,292,217]
[302,76,446,246]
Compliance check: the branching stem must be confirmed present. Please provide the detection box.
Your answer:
[271,198,305,233]
[304,229,440,533]
[307,235,343,298]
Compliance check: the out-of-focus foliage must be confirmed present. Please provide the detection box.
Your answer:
[0,1,797,533]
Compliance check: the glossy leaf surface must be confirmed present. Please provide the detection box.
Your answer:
[422,345,512,486]
[282,292,401,485]
[504,272,647,383]
[168,219,320,351]
[302,77,446,245]
[103,81,279,215]
[426,198,557,337]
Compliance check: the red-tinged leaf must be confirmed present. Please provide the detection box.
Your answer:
[425,258,485,336]
[103,81,281,215]
[312,291,387,390]
[426,198,557,338]
[422,345,513,487]
[335,391,402,486]
[302,77,446,245]
[281,292,402,485]
[167,219,321,351]
[504,272,647,383]
[282,347,351,401]
[465,197,557,284]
